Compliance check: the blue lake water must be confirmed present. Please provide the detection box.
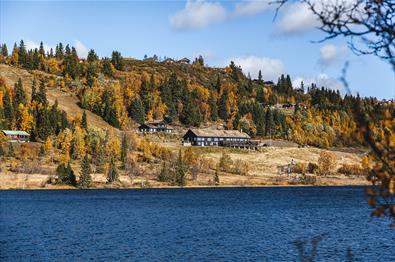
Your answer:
[1,187,394,261]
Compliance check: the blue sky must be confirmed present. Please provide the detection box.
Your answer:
[1,0,394,99]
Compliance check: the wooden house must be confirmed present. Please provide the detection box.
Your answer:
[183,129,251,147]
[138,120,173,133]
[177,57,190,64]
[1,130,30,142]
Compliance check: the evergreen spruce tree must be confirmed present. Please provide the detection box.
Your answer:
[81,111,88,130]
[265,108,274,137]
[208,95,218,121]
[79,154,92,188]
[39,42,45,57]
[107,157,119,183]
[31,79,37,103]
[2,88,14,128]
[56,163,77,186]
[102,58,114,77]
[218,89,229,121]
[7,143,15,157]
[258,70,263,83]
[87,49,98,63]
[0,145,4,157]
[1,44,8,57]
[111,51,124,70]
[14,79,26,119]
[128,97,145,124]
[175,150,186,187]
[18,40,27,67]
[120,133,128,170]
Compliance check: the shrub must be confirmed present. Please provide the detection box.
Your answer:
[307,162,319,174]
[317,151,337,176]
[233,159,249,176]
[56,163,77,186]
[293,162,307,175]
[219,152,233,172]
[338,163,364,176]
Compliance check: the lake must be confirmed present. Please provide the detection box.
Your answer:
[1,187,394,261]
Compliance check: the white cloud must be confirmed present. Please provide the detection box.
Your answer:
[74,40,89,59]
[230,56,285,81]
[293,73,342,91]
[233,0,272,17]
[319,44,348,68]
[275,2,318,34]
[169,1,227,30]
[25,40,55,53]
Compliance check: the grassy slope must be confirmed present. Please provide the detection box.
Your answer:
[0,64,117,131]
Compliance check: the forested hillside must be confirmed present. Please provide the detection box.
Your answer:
[2,40,393,149]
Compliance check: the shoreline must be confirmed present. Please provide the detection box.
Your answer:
[0,183,370,190]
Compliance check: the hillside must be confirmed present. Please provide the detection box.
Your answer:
[0,41,393,189]
[0,64,116,131]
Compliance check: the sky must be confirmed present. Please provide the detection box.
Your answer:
[0,0,394,99]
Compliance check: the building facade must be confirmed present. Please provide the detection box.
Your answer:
[138,120,174,133]
[183,129,251,147]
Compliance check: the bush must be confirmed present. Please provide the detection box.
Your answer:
[318,151,337,176]
[293,162,307,175]
[233,159,249,176]
[338,163,364,176]
[307,162,319,174]
[219,152,233,172]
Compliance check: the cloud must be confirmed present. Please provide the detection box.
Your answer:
[230,56,285,81]
[169,1,227,30]
[319,44,348,68]
[293,73,343,91]
[233,0,272,17]
[25,40,55,53]
[74,40,89,59]
[275,2,318,34]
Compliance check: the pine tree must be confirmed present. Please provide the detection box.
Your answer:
[31,79,37,103]
[218,89,229,121]
[111,51,124,70]
[214,165,220,185]
[258,70,263,83]
[208,94,218,121]
[78,154,92,188]
[1,44,8,57]
[265,108,274,137]
[102,58,114,77]
[107,157,119,183]
[175,150,186,186]
[56,163,77,186]
[120,133,128,170]
[87,49,98,63]
[7,143,15,157]
[14,78,26,109]
[128,97,145,124]
[39,42,45,57]
[2,88,14,128]
[18,40,27,67]
[81,111,88,130]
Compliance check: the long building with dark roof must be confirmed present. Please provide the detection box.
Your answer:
[183,129,251,147]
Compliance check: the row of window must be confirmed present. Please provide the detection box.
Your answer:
[192,137,247,142]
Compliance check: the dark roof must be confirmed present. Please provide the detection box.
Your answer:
[185,129,250,139]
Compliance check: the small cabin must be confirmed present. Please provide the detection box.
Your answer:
[138,120,173,134]
[2,130,30,142]
[177,58,190,64]
[183,129,251,147]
